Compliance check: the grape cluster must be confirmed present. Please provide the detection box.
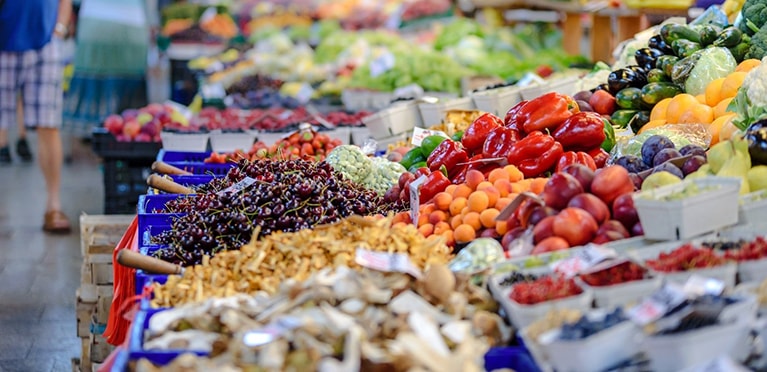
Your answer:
[152,159,403,265]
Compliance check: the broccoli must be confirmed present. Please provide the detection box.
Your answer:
[739,0,767,35]
[747,25,767,60]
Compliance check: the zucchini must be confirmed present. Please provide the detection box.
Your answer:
[671,39,702,58]
[611,109,639,129]
[698,25,720,46]
[641,82,683,106]
[660,24,701,45]
[656,55,679,77]
[615,87,644,110]
[713,28,743,48]
[647,69,670,83]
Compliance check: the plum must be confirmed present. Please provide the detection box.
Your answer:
[679,144,706,158]
[576,100,594,112]
[682,155,707,176]
[652,148,682,167]
[652,162,684,179]
[641,135,675,166]
[614,155,648,173]
[628,172,643,190]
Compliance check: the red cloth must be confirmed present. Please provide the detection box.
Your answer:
[103,216,138,346]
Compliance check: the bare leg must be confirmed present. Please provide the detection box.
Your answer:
[0,129,6,148]
[37,127,63,212]
[16,95,25,139]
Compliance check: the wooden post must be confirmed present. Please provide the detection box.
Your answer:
[591,13,614,63]
[563,12,583,56]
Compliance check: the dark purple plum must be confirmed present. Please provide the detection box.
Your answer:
[576,100,593,112]
[679,144,707,158]
[652,148,682,167]
[681,155,707,176]
[641,135,675,166]
[614,155,649,173]
[652,162,684,179]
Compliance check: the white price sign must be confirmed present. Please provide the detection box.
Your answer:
[409,175,427,227]
[627,282,687,325]
[411,127,449,146]
[218,177,256,196]
[550,244,617,278]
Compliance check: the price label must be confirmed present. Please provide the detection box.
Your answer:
[627,282,687,325]
[218,177,256,196]
[370,51,396,78]
[683,275,725,297]
[355,248,422,279]
[411,127,449,146]
[550,244,617,278]
[409,175,427,227]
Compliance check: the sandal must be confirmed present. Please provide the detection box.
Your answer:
[43,210,71,234]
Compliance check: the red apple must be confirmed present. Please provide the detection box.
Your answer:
[542,173,584,210]
[591,166,634,205]
[612,194,639,231]
[532,236,570,255]
[122,119,140,139]
[553,207,598,247]
[567,193,610,224]
[104,114,124,136]
[561,164,595,192]
[134,133,152,142]
[597,219,630,239]
[399,172,415,190]
[141,119,160,137]
[145,103,165,116]
[533,215,556,244]
[121,109,139,121]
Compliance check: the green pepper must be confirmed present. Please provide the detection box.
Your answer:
[400,147,425,170]
[601,118,616,152]
[408,161,427,173]
[451,131,464,142]
[420,135,447,157]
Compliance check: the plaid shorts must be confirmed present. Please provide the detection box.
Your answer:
[0,39,64,129]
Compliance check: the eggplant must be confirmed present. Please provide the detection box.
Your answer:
[648,35,674,54]
[626,66,648,88]
[746,121,767,166]
[635,48,664,69]
[592,83,611,94]
[607,68,638,94]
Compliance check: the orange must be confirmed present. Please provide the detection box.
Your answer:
[465,170,485,190]
[450,215,463,229]
[392,212,409,225]
[433,192,452,211]
[434,221,451,235]
[650,97,672,121]
[495,197,512,211]
[418,223,434,236]
[454,224,476,243]
[449,197,467,216]
[468,191,490,212]
[735,59,761,73]
[460,206,470,215]
[695,94,707,104]
[494,178,512,197]
[452,184,472,199]
[714,97,734,118]
[678,104,714,125]
[488,168,510,184]
[479,208,501,228]
[429,210,448,225]
[707,114,733,146]
[638,119,668,134]
[462,212,482,230]
[718,114,739,143]
[665,94,699,124]
[510,182,525,194]
[720,72,747,100]
[504,165,524,182]
[704,78,725,106]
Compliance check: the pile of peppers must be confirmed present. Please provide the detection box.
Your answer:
[423,92,613,183]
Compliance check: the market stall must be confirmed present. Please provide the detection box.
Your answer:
[72,1,767,371]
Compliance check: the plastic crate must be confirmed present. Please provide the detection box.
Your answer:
[128,309,208,367]
[363,101,423,139]
[91,127,163,159]
[135,245,169,295]
[143,224,172,247]
[160,132,210,152]
[484,346,541,372]
[147,175,214,195]
[137,194,188,239]
[156,150,210,163]
[165,161,235,176]
[103,159,154,214]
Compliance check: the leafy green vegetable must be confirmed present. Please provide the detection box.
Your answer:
[739,0,767,35]
[747,25,767,60]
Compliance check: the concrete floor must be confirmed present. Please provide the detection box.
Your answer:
[0,133,104,371]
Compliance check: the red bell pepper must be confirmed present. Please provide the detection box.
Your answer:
[482,126,521,159]
[587,147,610,169]
[555,151,597,172]
[551,112,607,152]
[518,92,579,133]
[427,139,468,178]
[506,131,564,178]
[461,113,503,153]
[420,170,451,203]
[504,100,528,134]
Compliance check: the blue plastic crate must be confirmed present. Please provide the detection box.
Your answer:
[135,245,170,296]
[128,309,208,367]
[147,174,215,195]
[156,150,211,163]
[165,161,234,176]
[484,346,541,372]
[142,224,172,247]
[139,274,169,310]
[137,194,188,240]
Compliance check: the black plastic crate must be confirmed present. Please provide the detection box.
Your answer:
[102,159,153,214]
[92,127,163,159]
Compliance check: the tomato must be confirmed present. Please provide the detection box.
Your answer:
[588,90,617,116]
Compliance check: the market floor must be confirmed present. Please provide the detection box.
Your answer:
[0,135,103,372]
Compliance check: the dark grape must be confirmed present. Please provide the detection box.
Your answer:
[652,148,682,167]
[679,144,707,158]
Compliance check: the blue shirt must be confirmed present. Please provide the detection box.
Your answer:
[0,0,60,51]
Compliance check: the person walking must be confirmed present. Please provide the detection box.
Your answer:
[0,0,72,233]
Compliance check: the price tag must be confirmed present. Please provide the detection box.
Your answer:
[550,244,617,278]
[295,83,314,104]
[682,275,725,297]
[355,248,422,279]
[218,177,256,196]
[627,282,687,325]
[409,175,428,226]
[242,316,302,347]
[411,127,449,146]
[370,51,396,78]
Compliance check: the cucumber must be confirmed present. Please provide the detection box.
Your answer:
[611,109,638,129]
[629,111,651,134]
[641,82,683,106]
[713,28,743,48]
[615,87,644,110]
[698,25,720,46]
[656,55,679,77]
[671,39,702,58]
[660,24,701,45]
[647,69,670,83]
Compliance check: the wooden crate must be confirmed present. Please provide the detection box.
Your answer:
[90,262,114,285]
[95,295,113,325]
[89,333,114,364]
[79,214,133,257]
[78,284,113,304]
[80,339,92,372]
